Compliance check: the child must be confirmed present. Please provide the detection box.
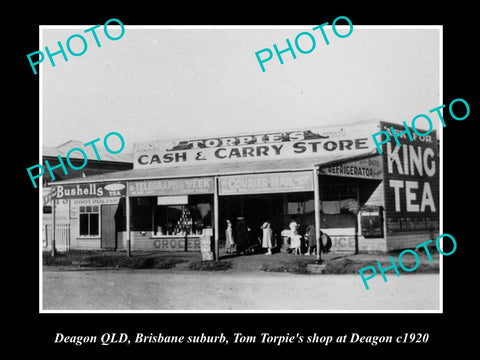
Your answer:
[291,234,302,255]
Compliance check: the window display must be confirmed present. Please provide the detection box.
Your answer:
[153,195,212,236]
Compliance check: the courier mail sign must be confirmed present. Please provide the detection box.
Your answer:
[134,125,377,169]
[380,121,439,234]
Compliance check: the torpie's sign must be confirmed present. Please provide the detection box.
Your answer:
[133,125,377,169]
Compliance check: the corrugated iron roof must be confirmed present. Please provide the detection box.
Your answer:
[43,140,132,163]
[49,151,378,185]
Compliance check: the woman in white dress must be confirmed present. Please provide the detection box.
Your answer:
[261,222,273,255]
[225,219,235,254]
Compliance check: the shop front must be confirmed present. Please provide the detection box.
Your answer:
[48,182,126,251]
[126,177,215,252]
[45,122,439,257]
[318,155,385,252]
[217,171,315,252]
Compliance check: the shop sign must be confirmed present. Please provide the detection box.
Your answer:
[43,187,68,206]
[133,125,377,169]
[219,171,313,195]
[380,121,439,234]
[152,237,201,251]
[70,197,122,219]
[330,236,355,250]
[42,187,69,221]
[319,156,383,179]
[128,177,214,196]
[51,182,126,199]
[157,195,188,205]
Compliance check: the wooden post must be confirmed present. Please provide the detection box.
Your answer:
[184,216,188,252]
[354,184,360,255]
[354,213,359,255]
[51,198,57,257]
[214,177,219,261]
[313,167,322,264]
[126,184,131,257]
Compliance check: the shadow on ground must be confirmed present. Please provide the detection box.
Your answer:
[43,246,440,275]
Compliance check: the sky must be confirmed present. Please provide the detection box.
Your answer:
[41,25,441,153]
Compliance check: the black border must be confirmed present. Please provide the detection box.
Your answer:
[17,3,476,355]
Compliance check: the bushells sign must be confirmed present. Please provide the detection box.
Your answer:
[379,121,439,234]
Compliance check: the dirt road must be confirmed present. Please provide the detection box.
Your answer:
[42,269,440,311]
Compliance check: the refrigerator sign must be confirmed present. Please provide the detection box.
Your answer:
[319,156,383,179]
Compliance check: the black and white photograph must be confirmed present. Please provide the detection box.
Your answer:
[15,4,476,355]
[39,23,442,312]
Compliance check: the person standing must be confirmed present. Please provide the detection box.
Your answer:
[261,222,273,255]
[305,223,316,255]
[235,216,248,255]
[225,219,235,254]
[289,217,299,238]
[288,217,299,252]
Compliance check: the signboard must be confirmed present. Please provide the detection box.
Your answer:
[128,177,214,196]
[70,197,122,219]
[380,121,439,233]
[151,237,201,252]
[157,195,188,205]
[219,171,314,195]
[51,182,126,199]
[43,187,69,206]
[42,187,69,221]
[319,155,383,179]
[133,125,377,169]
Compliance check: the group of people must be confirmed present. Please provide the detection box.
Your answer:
[225,216,330,256]
[225,216,261,255]
[287,218,317,256]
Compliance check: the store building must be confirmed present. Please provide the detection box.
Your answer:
[42,141,133,251]
[45,121,439,257]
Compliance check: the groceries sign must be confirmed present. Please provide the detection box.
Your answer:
[133,125,377,169]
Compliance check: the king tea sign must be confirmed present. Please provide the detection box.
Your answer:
[133,125,377,169]
[380,121,439,233]
[51,182,126,199]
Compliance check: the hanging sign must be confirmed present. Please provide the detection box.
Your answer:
[157,195,189,205]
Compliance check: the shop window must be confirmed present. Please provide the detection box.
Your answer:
[287,192,315,215]
[153,196,211,236]
[320,182,359,229]
[320,183,358,202]
[79,205,99,236]
[131,197,153,231]
[154,205,183,235]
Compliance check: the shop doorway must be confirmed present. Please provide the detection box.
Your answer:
[101,204,119,249]
[219,194,285,243]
